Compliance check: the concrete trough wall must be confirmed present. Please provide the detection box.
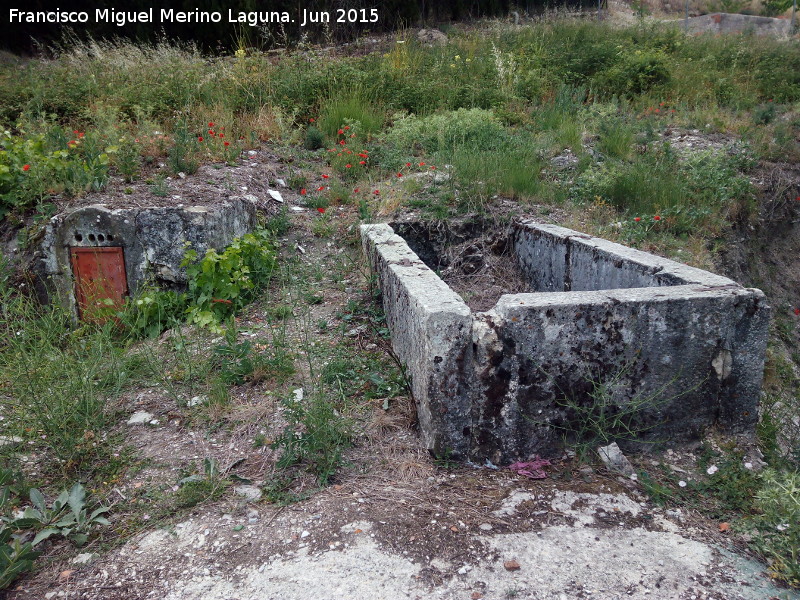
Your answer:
[362,220,770,464]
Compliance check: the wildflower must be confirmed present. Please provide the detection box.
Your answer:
[654,215,661,221]
[22,164,30,171]
[358,153,368,158]
[374,189,380,195]
[655,109,660,114]
[209,122,215,127]
[359,161,366,165]
[309,118,315,123]
[794,308,800,316]
[73,129,79,135]
[209,130,215,136]
[419,162,426,166]
[344,126,350,130]
[219,133,224,138]
[430,166,436,170]
[346,164,352,168]
[354,188,359,193]
[322,174,329,179]
[338,129,344,135]
[406,162,412,167]
[397,172,403,177]
[317,186,325,191]
[300,188,307,195]
[634,217,641,222]
[198,136,204,142]
[224,141,230,147]
[78,132,84,138]
[317,207,325,214]
[339,139,346,145]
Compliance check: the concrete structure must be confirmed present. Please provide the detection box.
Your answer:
[35,199,256,317]
[362,220,770,464]
[682,13,794,37]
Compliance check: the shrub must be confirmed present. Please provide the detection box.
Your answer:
[182,229,277,329]
[385,108,507,154]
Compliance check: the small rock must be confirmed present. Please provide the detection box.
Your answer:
[58,569,76,582]
[126,411,154,425]
[276,178,286,187]
[504,560,521,571]
[71,552,98,566]
[0,435,24,448]
[300,530,310,539]
[479,523,493,531]
[597,442,635,476]
[457,565,471,575]
[187,396,205,408]
[268,190,284,203]
[417,28,448,46]
[234,485,262,503]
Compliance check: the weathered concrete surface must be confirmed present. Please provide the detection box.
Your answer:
[474,285,769,462]
[35,200,256,315]
[361,224,473,458]
[362,221,770,463]
[683,13,794,37]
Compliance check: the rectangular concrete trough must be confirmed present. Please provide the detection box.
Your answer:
[361,220,770,464]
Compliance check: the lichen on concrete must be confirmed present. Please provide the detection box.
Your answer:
[362,220,770,463]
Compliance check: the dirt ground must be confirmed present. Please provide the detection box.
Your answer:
[4,135,799,600]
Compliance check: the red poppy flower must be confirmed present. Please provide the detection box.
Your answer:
[346,164,352,168]
[406,162,412,167]
[309,118,315,123]
[317,207,326,214]
[397,172,403,177]
[654,215,661,221]
[22,164,30,171]
[350,134,355,138]
[300,188,307,195]
[344,126,350,130]
[795,308,800,316]
[359,153,368,158]
[209,130,215,136]
[374,190,380,195]
[209,122,215,127]
[339,140,346,145]
[322,174,329,179]
[198,136,204,142]
[338,129,344,135]
[430,166,436,170]
[354,188,360,193]
[219,133,224,138]
[78,132,84,138]
[224,141,230,147]
[317,186,325,191]
[634,217,641,222]
[73,130,79,135]
[419,162,426,166]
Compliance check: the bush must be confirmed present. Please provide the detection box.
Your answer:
[385,108,507,154]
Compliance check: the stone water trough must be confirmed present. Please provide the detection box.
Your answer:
[34,199,256,319]
[362,220,770,464]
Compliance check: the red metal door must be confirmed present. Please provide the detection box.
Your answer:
[70,247,128,322]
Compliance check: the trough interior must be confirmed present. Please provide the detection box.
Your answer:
[390,218,692,312]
